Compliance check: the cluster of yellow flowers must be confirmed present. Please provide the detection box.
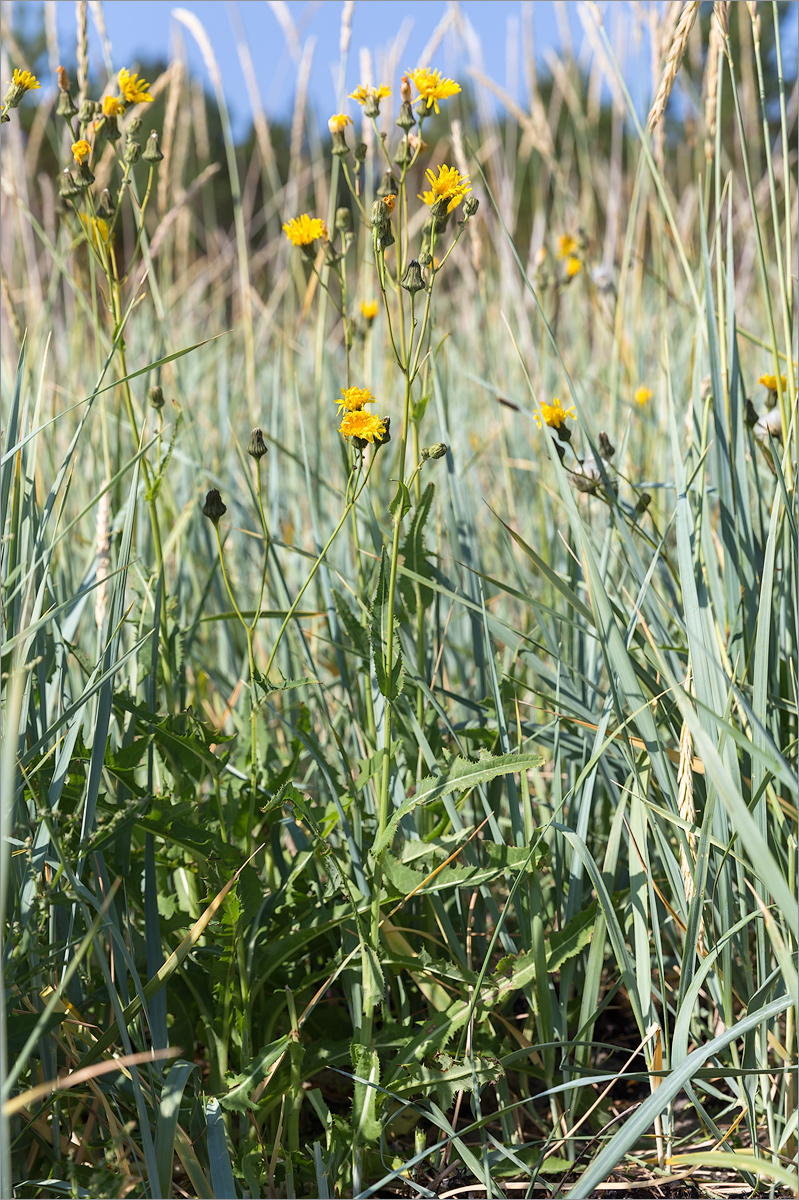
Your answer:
[336,388,387,445]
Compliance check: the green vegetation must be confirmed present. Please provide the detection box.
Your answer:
[1,2,796,1197]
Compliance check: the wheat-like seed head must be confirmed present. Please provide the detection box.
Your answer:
[647,0,700,132]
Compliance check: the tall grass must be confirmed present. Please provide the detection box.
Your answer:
[1,2,797,1197]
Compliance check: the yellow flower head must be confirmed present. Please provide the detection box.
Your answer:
[566,255,582,278]
[118,68,153,105]
[328,112,352,133]
[340,409,386,444]
[406,67,461,114]
[534,397,576,430]
[420,163,471,213]
[557,234,579,258]
[759,373,786,392]
[12,68,40,93]
[282,214,328,246]
[102,94,121,118]
[349,83,391,106]
[337,386,375,413]
[78,212,110,247]
[72,139,91,165]
[360,300,379,322]
[382,193,396,214]
[634,385,653,407]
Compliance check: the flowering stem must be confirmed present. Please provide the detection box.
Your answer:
[263,455,377,681]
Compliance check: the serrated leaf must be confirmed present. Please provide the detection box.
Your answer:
[547,902,596,972]
[374,751,544,856]
[351,1042,381,1143]
[370,549,404,700]
[400,482,436,614]
[332,588,370,659]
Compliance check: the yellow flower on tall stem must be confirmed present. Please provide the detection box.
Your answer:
[336,386,375,413]
[635,385,653,407]
[565,256,582,278]
[340,410,386,443]
[328,113,352,133]
[406,67,461,114]
[118,68,153,105]
[419,164,471,213]
[534,397,576,430]
[72,139,91,165]
[360,300,379,322]
[282,214,328,247]
[349,83,391,117]
[758,373,786,393]
[558,234,579,258]
[102,94,121,117]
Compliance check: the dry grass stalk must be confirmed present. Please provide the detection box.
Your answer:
[75,0,88,99]
[703,6,724,160]
[647,0,700,132]
[747,1,761,43]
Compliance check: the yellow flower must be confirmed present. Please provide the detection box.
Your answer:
[12,68,40,93]
[340,410,386,443]
[118,68,153,105]
[759,373,786,392]
[566,255,582,278]
[406,67,461,114]
[534,397,576,430]
[419,164,471,213]
[102,94,121,117]
[382,194,396,214]
[282,214,328,246]
[336,386,375,413]
[558,234,579,258]
[328,112,352,133]
[360,300,379,321]
[72,139,91,165]
[78,213,110,247]
[349,83,391,106]
[634,385,653,407]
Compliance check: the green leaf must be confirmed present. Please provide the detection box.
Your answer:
[351,1042,382,1143]
[373,751,543,856]
[400,482,436,614]
[388,479,411,521]
[370,549,404,701]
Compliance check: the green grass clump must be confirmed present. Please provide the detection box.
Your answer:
[1,2,796,1197]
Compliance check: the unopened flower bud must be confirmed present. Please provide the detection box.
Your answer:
[127,116,142,136]
[57,66,71,92]
[56,89,78,119]
[98,113,121,142]
[396,99,416,133]
[248,427,268,460]
[376,169,398,198]
[598,432,615,461]
[401,259,425,294]
[400,75,412,104]
[142,130,163,163]
[59,169,81,199]
[78,98,97,126]
[370,198,389,233]
[124,138,141,165]
[394,139,412,167]
[335,206,352,233]
[418,250,433,269]
[375,417,391,446]
[202,488,226,525]
[354,142,367,163]
[421,442,447,460]
[331,129,350,157]
[463,195,479,218]
[148,385,165,409]
[96,188,115,220]
[634,492,652,517]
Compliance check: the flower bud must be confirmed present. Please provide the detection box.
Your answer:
[98,113,121,142]
[376,169,398,198]
[418,250,433,269]
[148,385,165,410]
[124,138,141,165]
[127,116,142,136]
[354,142,367,163]
[427,442,447,459]
[634,492,652,517]
[370,198,389,233]
[59,168,81,200]
[57,66,71,93]
[598,432,615,461]
[331,128,350,157]
[96,188,115,221]
[375,416,391,446]
[463,195,479,218]
[75,161,95,188]
[401,260,425,294]
[142,130,163,163]
[202,488,226,525]
[56,89,78,119]
[397,99,416,132]
[335,206,352,234]
[362,91,382,119]
[78,98,97,126]
[400,75,412,104]
[248,427,268,460]
[394,138,412,167]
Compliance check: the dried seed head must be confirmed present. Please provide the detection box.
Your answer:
[142,130,163,163]
[148,385,165,409]
[400,260,425,294]
[57,65,71,92]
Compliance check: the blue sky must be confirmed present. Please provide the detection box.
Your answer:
[11,1,797,139]
[12,1,658,138]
